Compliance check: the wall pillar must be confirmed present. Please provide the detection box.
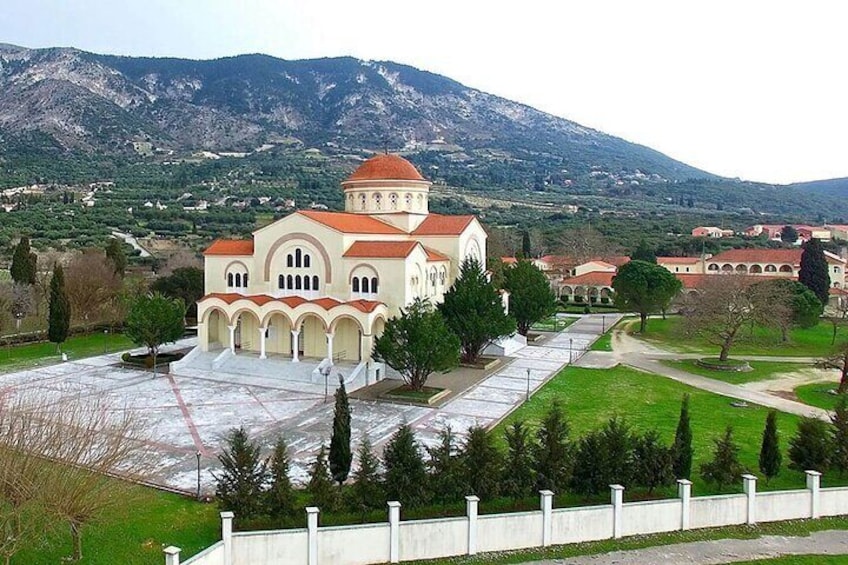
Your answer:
[540,490,553,547]
[163,546,181,565]
[291,330,300,363]
[259,327,267,359]
[220,511,234,565]
[743,474,757,525]
[227,325,236,355]
[197,321,208,352]
[388,501,401,564]
[465,495,479,555]
[326,332,335,363]
[677,479,692,531]
[610,484,624,539]
[306,507,319,565]
[360,333,373,362]
[806,470,822,519]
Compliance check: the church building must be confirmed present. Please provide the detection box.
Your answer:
[196,154,487,379]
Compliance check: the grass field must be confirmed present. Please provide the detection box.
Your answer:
[16,484,220,565]
[0,332,135,373]
[663,359,808,385]
[530,315,576,332]
[636,317,841,358]
[794,382,845,410]
[493,364,822,494]
[590,331,613,351]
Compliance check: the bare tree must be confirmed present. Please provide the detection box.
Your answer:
[64,249,122,329]
[682,275,792,361]
[556,225,619,264]
[158,248,202,276]
[827,296,848,345]
[818,342,848,394]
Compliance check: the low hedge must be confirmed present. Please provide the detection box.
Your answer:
[695,357,752,372]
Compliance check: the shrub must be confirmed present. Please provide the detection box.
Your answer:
[700,426,745,492]
[789,417,832,472]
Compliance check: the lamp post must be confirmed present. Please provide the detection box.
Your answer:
[569,338,573,364]
[526,368,531,401]
[195,451,202,501]
[320,364,331,403]
[104,329,109,354]
[602,315,606,334]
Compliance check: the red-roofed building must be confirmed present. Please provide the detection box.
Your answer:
[197,154,487,378]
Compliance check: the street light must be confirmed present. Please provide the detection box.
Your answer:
[569,338,574,364]
[103,329,109,354]
[602,315,606,333]
[195,451,202,501]
[526,368,531,401]
[320,364,331,403]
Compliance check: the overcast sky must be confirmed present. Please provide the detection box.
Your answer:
[3,0,846,184]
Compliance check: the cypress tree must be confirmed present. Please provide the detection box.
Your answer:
[214,427,268,519]
[382,424,428,507]
[533,400,572,491]
[502,421,535,499]
[700,426,744,493]
[630,239,657,263]
[632,429,674,494]
[462,426,502,500]
[831,396,848,477]
[758,411,782,484]
[350,435,383,512]
[307,445,337,510]
[521,230,532,258]
[788,417,832,473]
[47,264,71,352]
[427,426,465,503]
[799,238,830,305]
[105,238,127,277]
[328,378,352,485]
[10,236,37,285]
[266,436,295,519]
[672,394,694,480]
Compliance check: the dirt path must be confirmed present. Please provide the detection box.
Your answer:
[521,529,848,564]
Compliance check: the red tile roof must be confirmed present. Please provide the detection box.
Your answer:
[603,256,631,267]
[343,240,419,259]
[658,256,702,264]
[424,247,450,262]
[298,210,405,234]
[346,154,425,182]
[204,239,254,256]
[676,273,787,290]
[708,248,801,265]
[412,214,476,235]
[199,293,383,314]
[561,272,615,287]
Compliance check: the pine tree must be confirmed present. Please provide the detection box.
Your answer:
[758,411,782,484]
[265,436,295,519]
[630,239,657,263]
[426,426,465,503]
[329,378,352,485]
[501,421,535,499]
[799,238,830,305]
[462,426,502,500]
[789,417,832,473]
[350,435,384,512]
[533,400,572,491]
[47,264,71,352]
[383,424,428,507]
[632,429,674,494]
[831,396,848,477]
[10,237,37,285]
[600,416,634,486]
[307,445,337,510]
[105,238,127,277]
[214,427,268,519]
[570,429,609,496]
[672,394,694,480]
[700,426,745,492]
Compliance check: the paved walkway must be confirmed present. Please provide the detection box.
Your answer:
[523,530,848,564]
[576,325,832,419]
[0,315,619,494]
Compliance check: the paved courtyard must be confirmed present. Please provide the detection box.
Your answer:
[0,315,618,493]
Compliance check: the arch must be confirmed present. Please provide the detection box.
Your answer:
[293,311,328,332]
[371,277,379,293]
[600,287,612,298]
[721,263,733,272]
[312,275,319,290]
[304,254,311,268]
[765,264,777,273]
[287,274,293,289]
[224,260,250,275]
[359,193,367,210]
[373,192,383,211]
[371,315,387,336]
[735,264,748,273]
[259,309,294,329]
[295,275,302,290]
[389,193,398,210]
[229,307,261,327]
[287,254,293,268]
[708,264,719,271]
[561,285,573,297]
[464,237,482,263]
[264,232,333,283]
[201,305,230,325]
[295,248,302,268]
[348,263,379,283]
[749,264,763,274]
[404,193,412,208]
[304,276,311,291]
[278,274,285,289]
[329,313,366,334]
[362,277,370,293]
[779,264,793,273]
[227,273,234,287]
[352,278,360,292]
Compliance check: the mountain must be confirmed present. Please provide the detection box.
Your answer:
[790,177,848,197]
[0,44,711,182]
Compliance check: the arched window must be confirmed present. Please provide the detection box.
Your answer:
[304,276,311,291]
[389,193,398,210]
[295,275,302,290]
[304,254,311,268]
[405,193,412,208]
[287,274,293,289]
[359,194,367,210]
[287,254,293,268]
[243,273,248,287]
[765,264,777,272]
[416,194,423,210]
[278,275,284,289]
[353,278,360,293]
[234,273,242,287]
[371,277,378,294]
[362,277,370,293]
[295,249,302,268]
[373,193,383,211]
[228,273,234,287]
[312,275,319,290]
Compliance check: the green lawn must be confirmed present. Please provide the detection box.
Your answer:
[590,331,613,351]
[794,382,845,410]
[0,332,135,373]
[530,315,576,332]
[493,364,821,494]
[663,359,808,385]
[636,317,841,358]
[15,485,220,565]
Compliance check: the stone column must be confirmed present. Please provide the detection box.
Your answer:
[610,484,624,539]
[360,333,373,362]
[227,325,236,355]
[326,332,335,363]
[465,495,479,555]
[220,511,234,565]
[163,546,181,565]
[540,490,553,547]
[677,479,692,531]
[806,470,822,519]
[388,501,401,563]
[743,474,757,525]
[259,327,267,359]
[306,507,319,565]
[291,330,300,362]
